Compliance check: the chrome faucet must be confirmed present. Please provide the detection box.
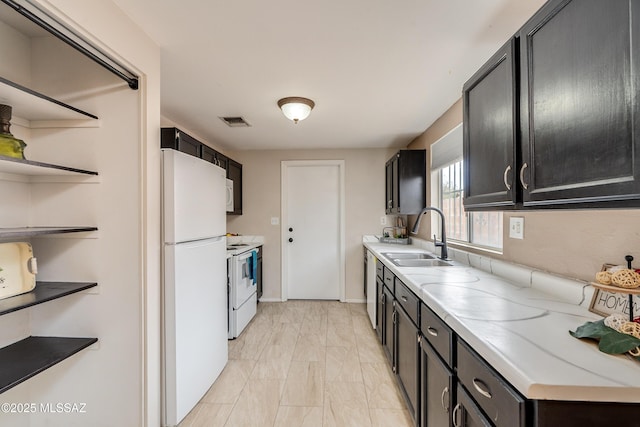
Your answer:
[410,206,449,260]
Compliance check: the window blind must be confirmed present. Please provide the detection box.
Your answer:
[430,123,462,171]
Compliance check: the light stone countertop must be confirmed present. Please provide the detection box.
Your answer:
[363,236,640,403]
[226,235,264,256]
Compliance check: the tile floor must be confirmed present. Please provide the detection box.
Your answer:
[178,300,414,427]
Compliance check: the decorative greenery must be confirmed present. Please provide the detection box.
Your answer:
[570,319,640,360]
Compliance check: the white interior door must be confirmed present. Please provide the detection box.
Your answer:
[282,161,345,300]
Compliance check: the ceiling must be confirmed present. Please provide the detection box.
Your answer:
[111,0,545,151]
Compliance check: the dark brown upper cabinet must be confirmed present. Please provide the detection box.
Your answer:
[463,39,518,210]
[160,127,201,158]
[519,0,640,207]
[385,150,426,215]
[226,158,243,215]
[463,0,640,210]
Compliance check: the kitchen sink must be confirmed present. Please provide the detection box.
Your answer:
[381,252,435,260]
[380,252,451,267]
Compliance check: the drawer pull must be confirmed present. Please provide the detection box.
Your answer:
[401,295,408,302]
[452,403,462,427]
[472,378,492,399]
[427,326,438,337]
[441,386,450,412]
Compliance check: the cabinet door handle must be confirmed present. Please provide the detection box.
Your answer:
[427,326,438,337]
[400,295,408,302]
[472,378,492,399]
[441,386,450,412]
[503,165,512,190]
[452,403,462,427]
[519,162,529,190]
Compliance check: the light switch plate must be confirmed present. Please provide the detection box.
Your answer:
[509,217,524,239]
[270,217,279,225]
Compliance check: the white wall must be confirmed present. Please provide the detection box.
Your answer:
[0,1,161,426]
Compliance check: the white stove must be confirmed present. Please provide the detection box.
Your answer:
[227,244,259,339]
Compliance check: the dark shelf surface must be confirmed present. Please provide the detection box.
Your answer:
[0,156,98,176]
[0,336,97,394]
[0,76,98,120]
[0,226,98,239]
[0,282,97,317]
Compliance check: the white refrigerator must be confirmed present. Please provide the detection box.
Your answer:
[162,149,228,427]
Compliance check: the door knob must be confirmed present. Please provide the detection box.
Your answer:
[288,238,293,243]
[289,227,293,232]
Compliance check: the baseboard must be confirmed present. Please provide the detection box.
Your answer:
[259,298,367,303]
[257,297,283,303]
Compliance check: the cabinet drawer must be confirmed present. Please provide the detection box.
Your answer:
[421,303,454,368]
[457,340,525,427]
[455,384,493,427]
[383,266,395,293]
[376,260,384,280]
[395,279,418,325]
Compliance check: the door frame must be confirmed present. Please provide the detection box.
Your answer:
[281,160,346,302]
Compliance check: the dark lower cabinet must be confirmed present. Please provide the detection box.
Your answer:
[382,286,394,366]
[532,400,640,427]
[256,245,263,301]
[457,340,526,427]
[421,340,454,427]
[376,276,385,344]
[395,304,419,424]
[453,385,492,427]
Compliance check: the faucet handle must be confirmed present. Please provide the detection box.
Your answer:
[434,234,443,247]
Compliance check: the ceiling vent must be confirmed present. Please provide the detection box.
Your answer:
[219,116,251,127]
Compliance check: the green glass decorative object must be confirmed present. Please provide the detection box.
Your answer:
[0,104,26,159]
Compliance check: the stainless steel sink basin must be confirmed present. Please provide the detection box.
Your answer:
[380,252,451,267]
[394,259,452,267]
[381,252,435,260]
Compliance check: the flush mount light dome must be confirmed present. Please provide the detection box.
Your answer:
[277,97,315,124]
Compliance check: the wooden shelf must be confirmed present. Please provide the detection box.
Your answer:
[0,336,97,394]
[0,227,98,239]
[0,155,98,176]
[0,76,98,121]
[591,282,640,295]
[0,282,97,317]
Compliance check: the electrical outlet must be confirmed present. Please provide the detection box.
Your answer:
[380,216,387,225]
[509,217,524,239]
[270,217,279,225]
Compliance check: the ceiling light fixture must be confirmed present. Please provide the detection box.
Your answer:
[277,97,315,124]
